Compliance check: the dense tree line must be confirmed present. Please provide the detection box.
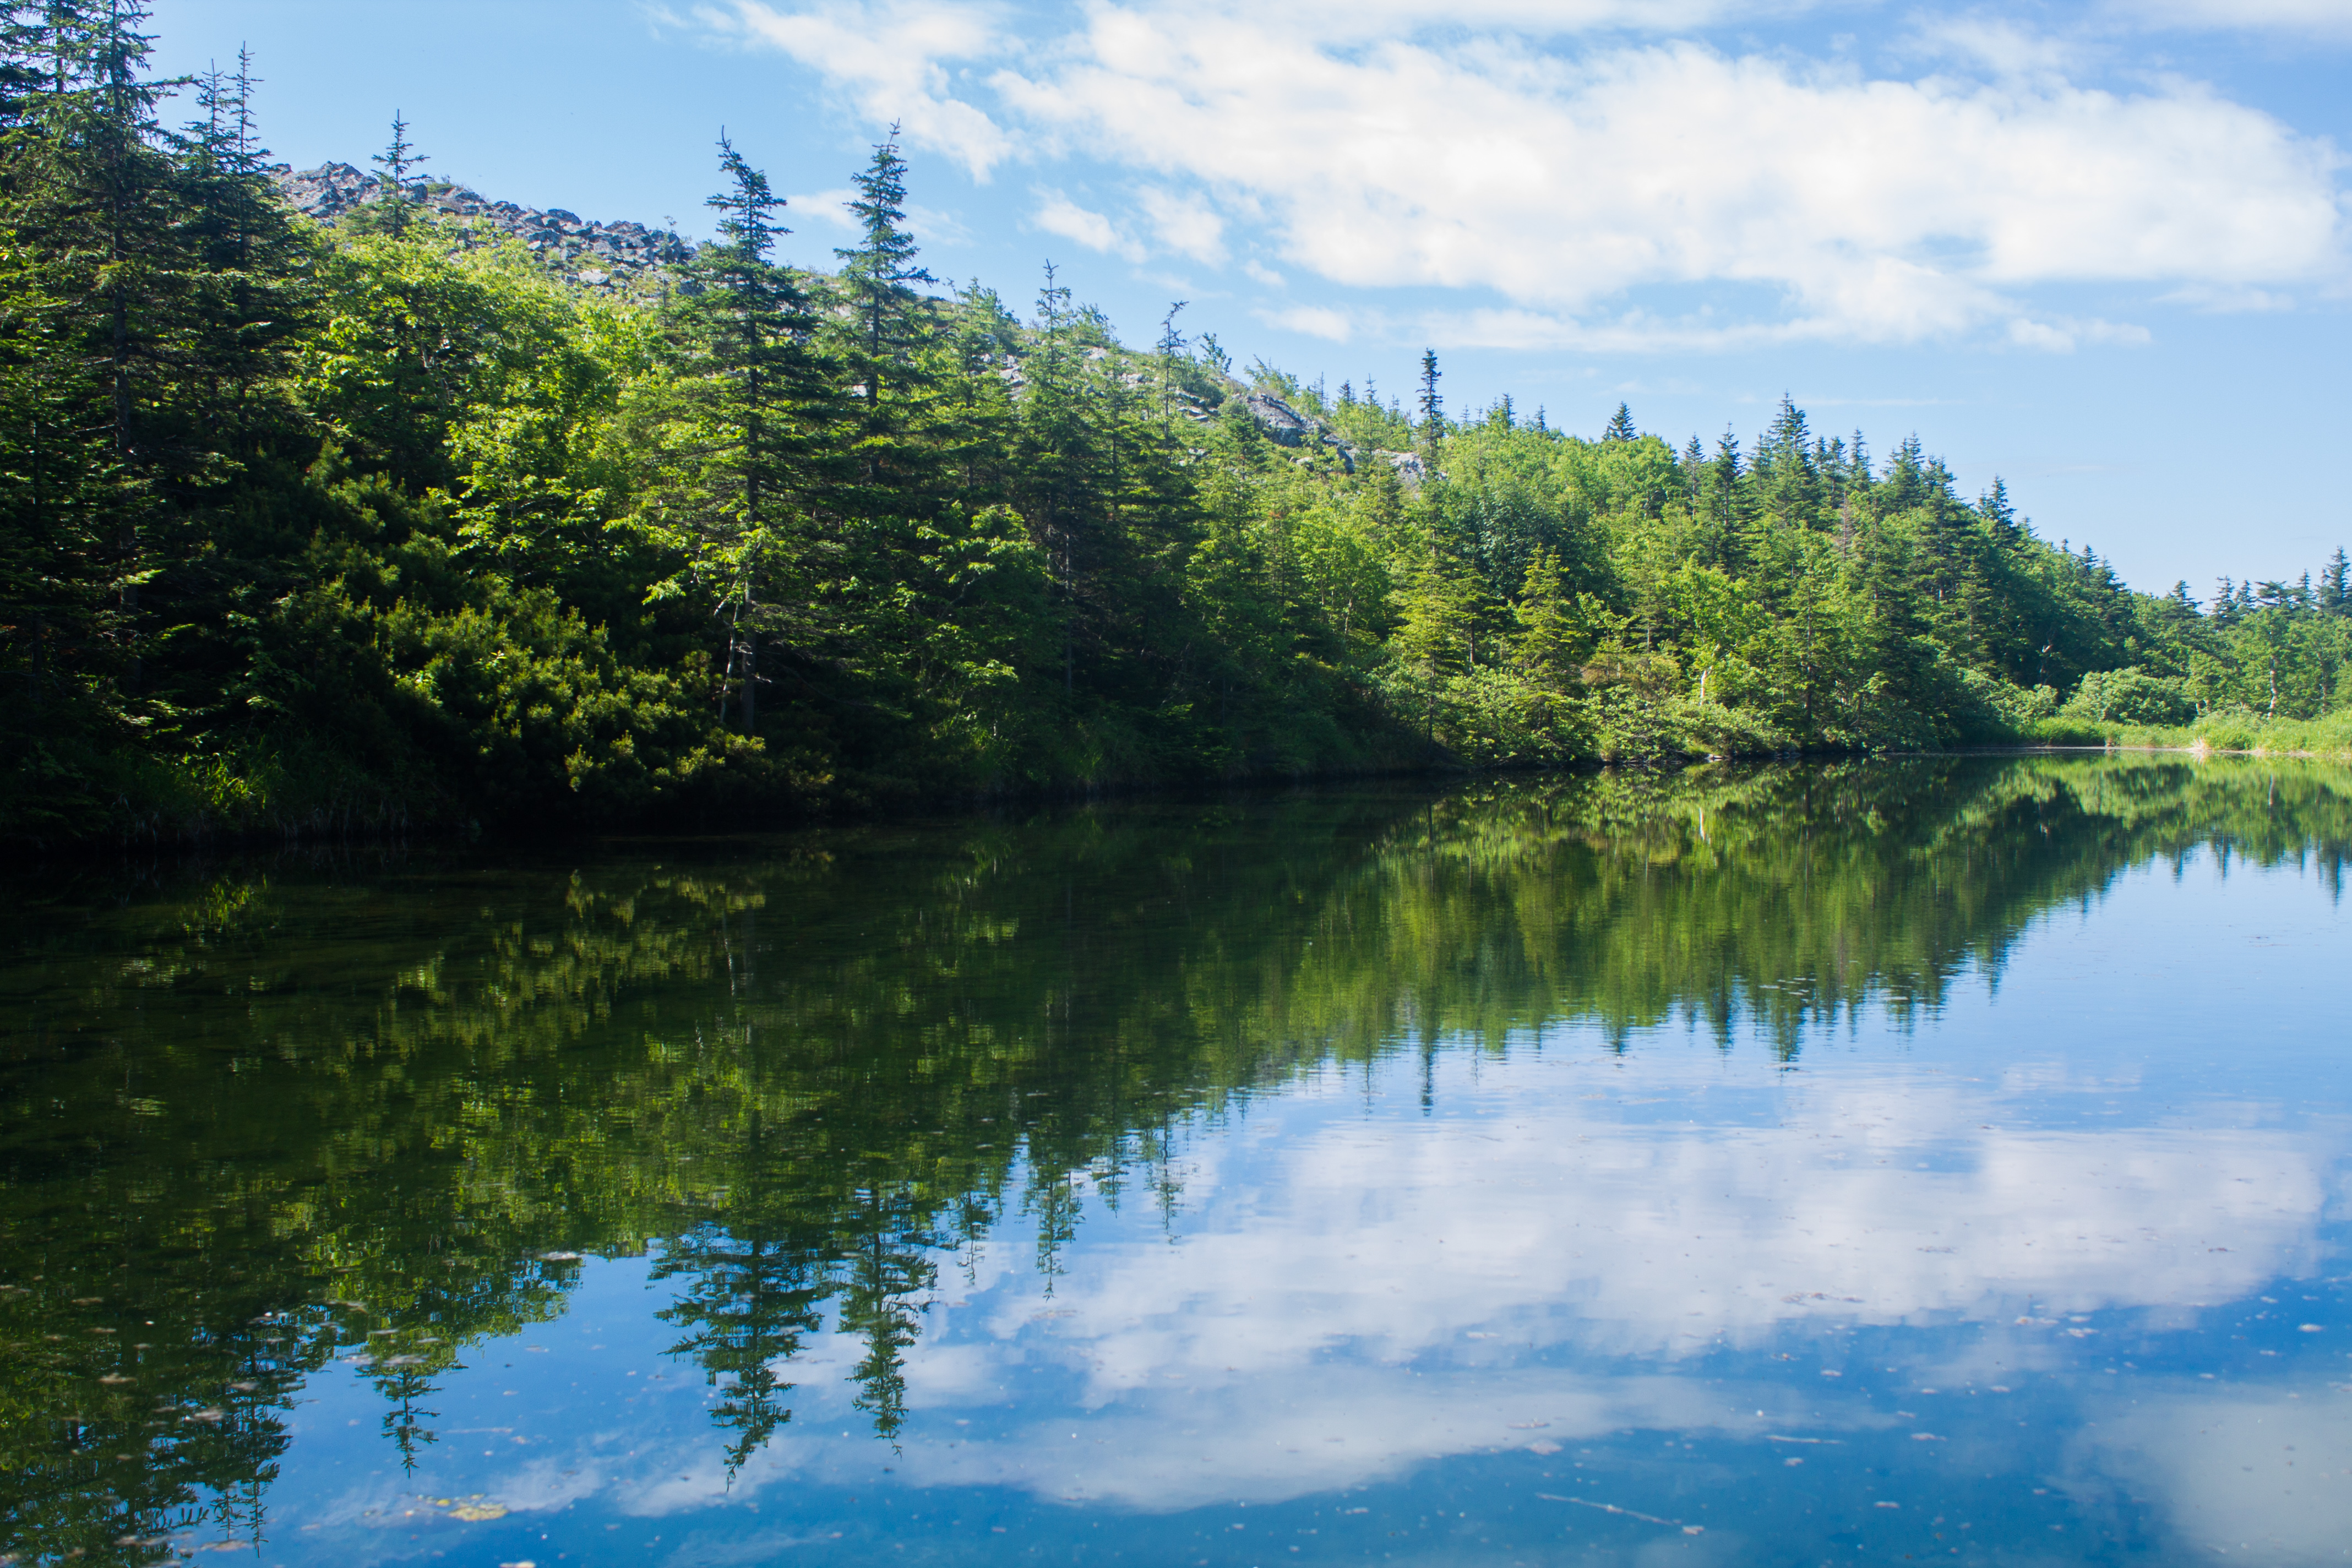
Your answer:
[6,8,2348,842]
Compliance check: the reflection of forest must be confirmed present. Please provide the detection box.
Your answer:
[2,755,2346,1563]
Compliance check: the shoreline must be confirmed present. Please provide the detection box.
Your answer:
[11,743,2349,865]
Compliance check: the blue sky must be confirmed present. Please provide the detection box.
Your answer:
[149,0,2351,595]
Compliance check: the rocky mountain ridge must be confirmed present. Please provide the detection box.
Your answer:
[270,162,695,292]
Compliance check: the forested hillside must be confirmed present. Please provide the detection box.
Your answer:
[6,8,2349,844]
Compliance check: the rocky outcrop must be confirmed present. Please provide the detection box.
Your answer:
[1245,391,1309,446]
[269,162,696,292]
[1253,393,1358,472]
[1185,389,1353,471]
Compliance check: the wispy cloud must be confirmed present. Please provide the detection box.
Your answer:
[782,186,974,249]
[1257,303,1353,340]
[2104,0,2352,39]
[1031,188,1145,259]
[781,184,859,230]
[1136,186,1226,264]
[2158,283,2299,312]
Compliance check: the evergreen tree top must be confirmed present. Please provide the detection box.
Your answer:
[836,125,933,292]
[709,128,786,263]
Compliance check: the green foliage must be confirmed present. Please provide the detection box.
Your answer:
[7,10,2351,845]
[1954,669,2059,734]
[2062,666,2195,726]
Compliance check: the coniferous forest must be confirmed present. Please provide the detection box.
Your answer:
[6,8,2351,845]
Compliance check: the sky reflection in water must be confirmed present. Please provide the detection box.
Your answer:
[3,757,2349,1566]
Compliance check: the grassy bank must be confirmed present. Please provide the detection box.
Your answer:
[2022,710,2352,759]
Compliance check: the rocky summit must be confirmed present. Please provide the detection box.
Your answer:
[269,162,696,291]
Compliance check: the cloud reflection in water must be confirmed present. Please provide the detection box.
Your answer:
[728,1049,2339,1512]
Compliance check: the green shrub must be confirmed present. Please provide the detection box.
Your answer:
[2062,667,2195,726]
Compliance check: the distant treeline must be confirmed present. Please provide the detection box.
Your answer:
[6,8,2349,842]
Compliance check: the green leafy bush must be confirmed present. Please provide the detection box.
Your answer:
[2062,667,2196,726]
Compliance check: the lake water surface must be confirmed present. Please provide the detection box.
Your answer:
[5,755,2350,1567]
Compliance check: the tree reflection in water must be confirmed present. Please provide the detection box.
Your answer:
[2,755,2347,1564]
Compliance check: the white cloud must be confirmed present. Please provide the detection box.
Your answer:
[995,14,2344,345]
[2005,318,2077,351]
[1004,1071,2324,1375]
[701,0,1014,176]
[1031,188,1145,259]
[701,0,2349,349]
[1136,186,1226,263]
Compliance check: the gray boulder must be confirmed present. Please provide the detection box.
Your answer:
[1245,393,1308,446]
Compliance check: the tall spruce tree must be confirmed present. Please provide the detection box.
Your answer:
[834,124,934,414]
[658,131,827,733]
[1154,299,1187,427]
[1754,394,1820,531]
[1698,427,1751,575]
[173,47,304,424]
[363,110,424,235]
[0,0,197,714]
[1416,347,1442,466]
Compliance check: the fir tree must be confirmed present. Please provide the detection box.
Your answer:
[1977,477,2018,540]
[364,110,424,236]
[4,0,194,701]
[1699,427,1750,574]
[1603,402,1635,442]
[1512,546,1581,687]
[1882,433,1928,512]
[1416,347,1442,465]
[1154,299,1187,427]
[835,124,934,411]
[657,130,827,733]
[1754,394,1820,529]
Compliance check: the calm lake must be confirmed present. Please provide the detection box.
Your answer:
[4,755,2350,1567]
